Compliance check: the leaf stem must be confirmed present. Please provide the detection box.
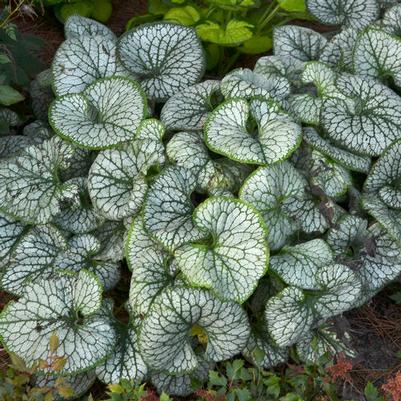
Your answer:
[257,3,281,33]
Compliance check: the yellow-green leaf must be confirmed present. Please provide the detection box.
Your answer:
[277,0,305,12]
[196,20,254,46]
[108,383,124,394]
[240,34,272,54]
[0,85,24,106]
[164,6,200,26]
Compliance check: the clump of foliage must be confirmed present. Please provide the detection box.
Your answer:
[0,6,43,131]
[1,0,401,398]
[126,0,311,73]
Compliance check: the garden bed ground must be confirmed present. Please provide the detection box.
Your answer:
[2,2,401,399]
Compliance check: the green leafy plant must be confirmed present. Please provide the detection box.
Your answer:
[126,0,312,74]
[30,0,113,23]
[0,8,43,132]
[1,0,401,398]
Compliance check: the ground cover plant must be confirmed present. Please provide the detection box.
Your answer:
[1,0,401,398]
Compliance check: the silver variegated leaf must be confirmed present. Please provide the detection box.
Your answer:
[151,357,210,397]
[88,136,165,220]
[221,68,290,101]
[54,177,104,234]
[52,35,125,96]
[56,234,120,291]
[175,197,269,303]
[243,332,288,369]
[296,325,355,364]
[322,74,401,156]
[23,121,53,141]
[239,162,307,250]
[265,287,314,347]
[167,131,250,194]
[354,29,401,86]
[0,270,116,375]
[0,137,79,224]
[64,15,116,41]
[139,287,250,375]
[313,263,362,319]
[95,221,126,262]
[270,239,334,290]
[30,69,54,122]
[357,223,401,303]
[118,22,205,101]
[49,77,147,149]
[143,166,205,251]
[306,0,379,29]
[304,127,371,173]
[1,225,67,294]
[309,150,352,199]
[381,4,401,36]
[287,94,321,125]
[126,217,176,315]
[254,55,296,83]
[34,371,97,401]
[161,80,221,131]
[362,195,401,246]
[364,139,401,209]
[0,212,27,269]
[0,135,42,159]
[319,28,359,72]
[205,98,301,166]
[326,214,368,256]
[96,320,147,385]
[273,26,327,71]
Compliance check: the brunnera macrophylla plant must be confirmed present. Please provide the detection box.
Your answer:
[1,0,401,396]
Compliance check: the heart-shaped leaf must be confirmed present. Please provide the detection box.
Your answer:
[0,137,79,224]
[265,287,314,347]
[221,68,290,101]
[382,4,401,36]
[354,29,401,86]
[273,26,327,71]
[265,264,361,346]
[0,225,67,294]
[319,28,359,72]
[118,22,205,101]
[364,139,401,209]
[205,98,301,166]
[53,177,104,234]
[306,0,379,29]
[88,122,165,220]
[56,234,121,291]
[49,77,147,149]
[96,319,147,385]
[243,331,288,369]
[239,162,324,250]
[270,239,334,290]
[167,131,250,194]
[52,35,126,96]
[175,197,269,303]
[322,74,401,156]
[151,358,210,397]
[143,166,205,251]
[64,15,116,41]
[0,212,27,269]
[304,127,371,173]
[161,80,221,131]
[0,270,116,375]
[126,217,176,315]
[139,287,250,375]
[296,325,355,364]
